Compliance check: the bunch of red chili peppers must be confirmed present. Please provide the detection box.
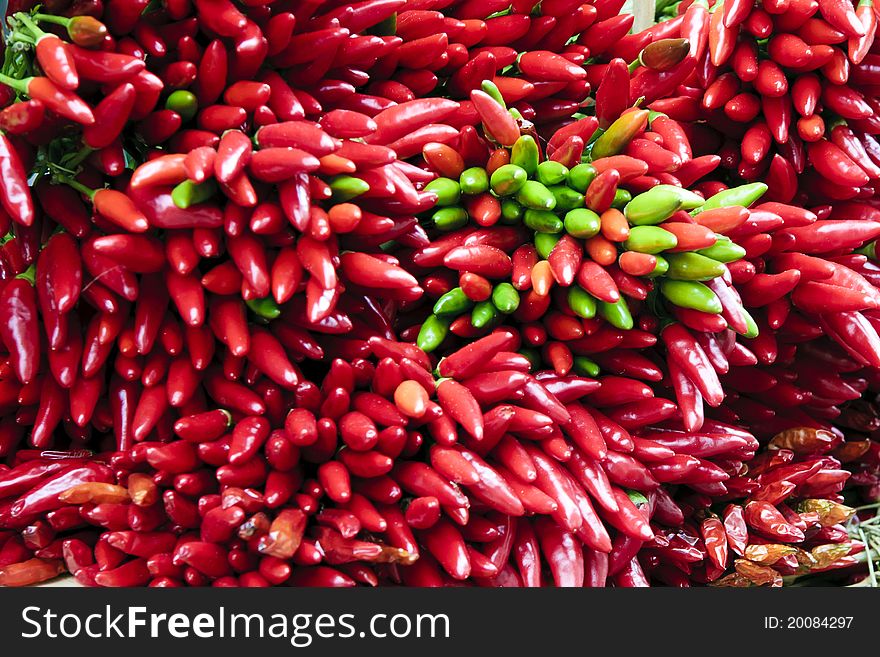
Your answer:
[0,0,878,588]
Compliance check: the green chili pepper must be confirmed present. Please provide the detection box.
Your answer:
[648,255,669,277]
[500,199,523,223]
[568,285,597,318]
[590,109,650,159]
[573,356,600,377]
[471,301,498,328]
[329,175,370,202]
[598,297,634,330]
[432,206,469,231]
[567,163,596,192]
[536,160,569,186]
[647,110,666,125]
[535,232,563,259]
[655,184,705,210]
[516,180,556,211]
[165,90,198,122]
[623,225,678,253]
[524,208,564,233]
[564,208,601,239]
[611,188,631,209]
[696,234,746,263]
[246,296,281,320]
[480,79,506,109]
[368,12,397,36]
[424,177,461,206]
[625,187,683,225]
[700,182,768,211]
[490,163,528,196]
[664,252,726,281]
[171,179,216,209]
[857,241,877,260]
[548,185,585,211]
[742,308,759,338]
[460,166,489,194]
[417,314,451,352]
[433,287,473,315]
[510,134,539,175]
[659,280,723,313]
[492,282,520,314]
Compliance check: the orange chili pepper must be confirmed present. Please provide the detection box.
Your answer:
[531,259,555,296]
[59,482,131,504]
[486,148,511,175]
[600,208,630,242]
[619,251,657,276]
[585,234,618,265]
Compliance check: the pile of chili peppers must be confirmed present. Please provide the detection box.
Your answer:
[0,0,878,588]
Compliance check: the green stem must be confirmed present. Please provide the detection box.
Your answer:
[64,146,96,170]
[15,264,36,285]
[8,32,36,46]
[13,12,45,40]
[58,176,97,200]
[858,528,877,586]
[628,58,642,74]
[0,71,30,95]
[33,14,72,28]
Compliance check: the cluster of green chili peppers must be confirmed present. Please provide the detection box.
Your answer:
[415,85,771,357]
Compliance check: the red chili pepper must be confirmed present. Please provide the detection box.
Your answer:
[92,188,149,233]
[819,0,867,38]
[469,89,520,147]
[532,516,583,587]
[213,131,252,185]
[821,311,880,367]
[37,229,80,315]
[31,29,77,90]
[0,134,34,227]
[708,4,737,66]
[823,84,872,120]
[849,0,877,63]
[392,462,468,510]
[602,488,654,542]
[9,462,114,519]
[0,99,45,135]
[0,278,39,385]
[580,13,635,56]
[524,445,583,532]
[367,98,460,146]
[127,184,223,230]
[744,501,806,542]
[519,50,587,83]
[681,0,710,60]
[81,82,136,149]
[661,323,725,407]
[0,76,80,128]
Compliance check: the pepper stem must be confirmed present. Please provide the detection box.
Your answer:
[15,263,36,285]
[33,14,73,28]
[57,176,97,201]
[0,72,31,96]
[13,12,46,40]
[64,145,97,171]
[628,58,641,74]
